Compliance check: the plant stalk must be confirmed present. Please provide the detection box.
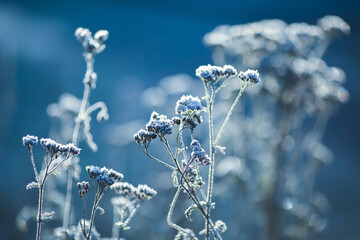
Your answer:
[63,55,94,229]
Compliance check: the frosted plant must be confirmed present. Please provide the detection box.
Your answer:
[131,15,349,240]
[77,166,122,240]
[201,15,350,240]
[22,135,81,240]
[21,27,111,234]
[134,64,259,239]
[62,27,110,231]
[111,182,157,239]
[21,28,155,240]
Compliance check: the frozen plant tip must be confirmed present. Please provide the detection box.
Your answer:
[40,138,81,156]
[238,69,261,84]
[75,27,109,55]
[196,64,237,85]
[175,95,203,131]
[134,184,157,201]
[134,129,157,146]
[86,165,123,187]
[22,135,38,148]
[77,181,90,198]
[317,15,350,36]
[175,95,203,115]
[190,140,211,166]
[111,182,137,198]
[146,111,173,137]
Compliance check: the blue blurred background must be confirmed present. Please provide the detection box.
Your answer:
[0,0,359,239]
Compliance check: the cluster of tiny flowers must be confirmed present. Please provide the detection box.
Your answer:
[74,27,109,55]
[134,129,157,145]
[145,111,173,137]
[22,135,38,148]
[196,64,237,84]
[86,166,123,187]
[111,182,137,197]
[77,181,90,198]
[182,160,198,182]
[172,117,181,125]
[223,65,237,78]
[190,140,211,166]
[238,69,261,84]
[175,95,203,115]
[182,116,202,130]
[134,184,157,201]
[39,138,81,156]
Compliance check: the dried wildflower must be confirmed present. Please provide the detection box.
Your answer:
[223,65,237,78]
[190,140,211,166]
[39,138,81,156]
[175,95,203,115]
[238,69,261,84]
[74,27,108,55]
[77,181,90,198]
[134,184,157,201]
[181,160,204,191]
[22,135,38,148]
[111,182,137,198]
[146,111,173,137]
[133,129,157,145]
[86,165,123,188]
[182,160,198,182]
[182,116,197,129]
[196,64,236,85]
[172,116,181,125]
[196,65,217,83]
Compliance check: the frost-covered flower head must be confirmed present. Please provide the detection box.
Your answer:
[175,95,203,115]
[181,115,202,130]
[77,181,90,198]
[181,160,199,183]
[172,116,181,125]
[134,184,157,201]
[223,65,237,78]
[111,182,137,198]
[86,165,123,188]
[196,64,237,85]
[22,135,38,148]
[174,95,203,130]
[146,111,173,137]
[134,129,157,146]
[39,138,81,156]
[190,140,211,166]
[238,69,261,84]
[75,27,109,55]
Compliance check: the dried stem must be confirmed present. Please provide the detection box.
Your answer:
[205,86,215,240]
[214,84,248,146]
[63,54,94,229]
[167,188,192,236]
